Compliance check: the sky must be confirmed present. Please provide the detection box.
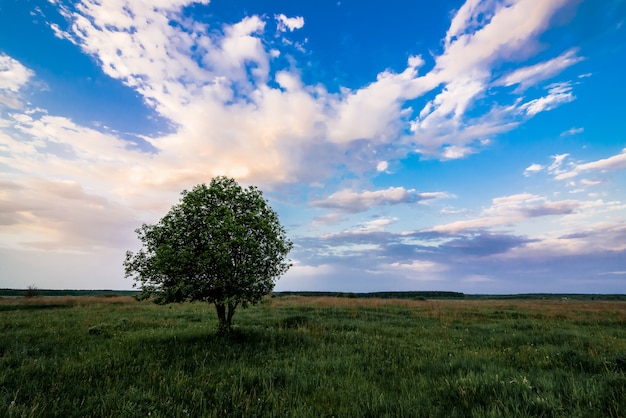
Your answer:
[1,0,625,294]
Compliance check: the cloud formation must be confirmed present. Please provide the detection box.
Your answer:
[275,14,304,32]
[520,82,575,116]
[428,194,581,234]
[2,0,622,293]
[496,49,583,92]
[287,192,626,292]
[556,148,626,180]
[11,0,581,206]
[0,54,34,108]
[311,187,449,213]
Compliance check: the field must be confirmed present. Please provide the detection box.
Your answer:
[1,295,625,417]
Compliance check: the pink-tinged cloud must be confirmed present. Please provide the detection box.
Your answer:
[311,187,450,213]
[428,193,581,234]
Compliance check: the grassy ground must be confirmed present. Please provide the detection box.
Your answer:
[1,295,625,417]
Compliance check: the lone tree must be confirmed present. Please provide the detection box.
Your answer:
[124,176,293,333]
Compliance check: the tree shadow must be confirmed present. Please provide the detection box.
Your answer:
[130,323,314,362]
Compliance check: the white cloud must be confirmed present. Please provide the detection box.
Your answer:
[429,193,581,233]
[415,76,486,129]
[0,55,33,92]
[0,0,588,262]
[0,177,137,251]
[312,187,418,213]
[500,223,626,259]
[409,0,577,157]
[439,0,570,80]
[387,260,447,276]
[42,0,583,165]
[275,14,304,32]
[313,217,399,240]
[524,163,543,176]
[520,82,574,116]
[445,0,492,45]
[560,127,584,137]
[556,148,626,180]
[496,48,583,91]
[442,144,478,160]
[548,153,570,175]
[44,0,579,176]
[326,66,426,145]
[311,212,346,227]
[311,187,449,213]
[340,218,398,235]
[376,161,389,172]
[579,179,602,187]
[407,55,425,69]
[0,54,34,108]
[419,192,454,201]
[572,148,626,172]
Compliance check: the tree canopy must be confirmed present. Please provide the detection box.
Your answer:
[124,176,293,332]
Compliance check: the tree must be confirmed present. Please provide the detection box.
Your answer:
[124,176,293,333]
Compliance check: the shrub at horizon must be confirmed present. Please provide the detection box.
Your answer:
[124,176,293,333]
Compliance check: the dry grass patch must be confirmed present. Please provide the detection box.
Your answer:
[270,296,626,321]
[0,295,135,308]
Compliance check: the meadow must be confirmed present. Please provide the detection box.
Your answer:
[1,295,625,417]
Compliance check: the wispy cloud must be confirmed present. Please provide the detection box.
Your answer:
[409,0,578,158]
[556,148,626,180]
[386,260,447,277]
[496,48,583,92]
[320,218,399,239]
[520,82,575,116]
[428,193,581,234]
[311,187,450,213]
[560,127,584,137]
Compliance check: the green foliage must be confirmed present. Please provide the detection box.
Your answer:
[1,297,625,417]
[124,177,293,331]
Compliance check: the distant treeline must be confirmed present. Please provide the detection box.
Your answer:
[273,291,626,301]
[273,291,465,299]
[1,288,624,301]
[0,289,139,297]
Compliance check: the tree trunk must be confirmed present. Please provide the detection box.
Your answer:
[227,303,237,328]
[215,302,238,334]
[215,303,227,334]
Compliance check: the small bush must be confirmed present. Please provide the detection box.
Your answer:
[24,285,39,298]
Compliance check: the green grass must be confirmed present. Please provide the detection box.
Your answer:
[1,296,625,417]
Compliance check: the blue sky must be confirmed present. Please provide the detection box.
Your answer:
[1,0,625,293]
